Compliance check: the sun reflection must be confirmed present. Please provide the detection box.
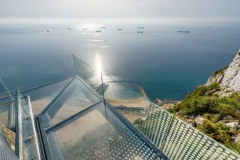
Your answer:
[76,23,102,30]
[94,54,103,77]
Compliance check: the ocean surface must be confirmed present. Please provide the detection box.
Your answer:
[0,19,240,100]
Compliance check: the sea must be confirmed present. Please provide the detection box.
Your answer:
[0,19,240,100]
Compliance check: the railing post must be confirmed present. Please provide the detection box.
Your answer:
[27,96,41,160]
[17,98,23,160]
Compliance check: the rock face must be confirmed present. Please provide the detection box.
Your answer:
[195,116,204,125]
[225,121,239,131]
[206,71,225,85]
[221,51,240,91]
[206,51,240,92]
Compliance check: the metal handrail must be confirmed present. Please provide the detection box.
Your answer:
[17,98,23,160]
[27,96,41,160]
[17,96,41,160]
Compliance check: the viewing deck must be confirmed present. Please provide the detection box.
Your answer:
[0,55,239,160]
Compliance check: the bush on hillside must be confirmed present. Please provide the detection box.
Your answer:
[171,83,240,118]
[197,119,235,144]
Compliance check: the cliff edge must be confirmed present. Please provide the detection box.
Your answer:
[169,50,240,154]
[206,51,240,93]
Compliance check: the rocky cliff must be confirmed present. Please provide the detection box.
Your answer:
[206,51,240,93]
[169,51,240,154]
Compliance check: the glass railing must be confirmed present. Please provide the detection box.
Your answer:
[0,87,17,104]
[0,54,239,159]
[0,54,76,93]
[0,88,18,129]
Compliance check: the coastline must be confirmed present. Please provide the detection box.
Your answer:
[107,97,150,108]
[107,97,150,123]
[154,98,181,110]
[106,96,181,123]
[107,96,181,110]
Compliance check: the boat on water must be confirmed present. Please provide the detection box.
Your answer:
[177,30,190,33]
[95,30,101,32]
[137,27,144,29]
[117,28,123,31]
[46,30,50,32]
[67,27,71,30]
[137,31,143,34]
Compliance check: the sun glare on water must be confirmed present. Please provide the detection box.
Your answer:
[76,23,102,31]
[94,54,103,77]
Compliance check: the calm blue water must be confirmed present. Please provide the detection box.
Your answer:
[0,20,240,100]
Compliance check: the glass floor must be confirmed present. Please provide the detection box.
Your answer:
[0,54,167,159]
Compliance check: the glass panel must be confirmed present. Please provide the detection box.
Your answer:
[22,78,73,114]
[0,88,17,104]
[0,55,75,92]
[0,101,17,128]
[0,79,5,92]
[0,88,18,128]
[73,55,97,89]
[46,102,159,160]
[42,78,100,126]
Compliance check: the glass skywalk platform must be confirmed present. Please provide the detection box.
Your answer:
[0,55,239,160]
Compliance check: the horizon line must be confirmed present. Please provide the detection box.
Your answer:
[0,17,240,24]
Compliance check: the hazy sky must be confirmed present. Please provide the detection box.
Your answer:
[1,0,240,20]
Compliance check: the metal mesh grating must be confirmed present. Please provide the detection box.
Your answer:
[136,107,240,160]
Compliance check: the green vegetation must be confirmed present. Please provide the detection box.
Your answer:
[226,142,240,155]
[213,66,228,76]
[169,83,240,153]
[197,119,235,143]
[170,83,240,119]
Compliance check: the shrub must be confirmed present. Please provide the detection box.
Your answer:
[174,83,240,118]
[203,113,220,122]
[198,119,233,144]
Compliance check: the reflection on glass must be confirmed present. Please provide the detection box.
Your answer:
[41,77,100,127]
[46,103,159,160]
[49,78,99,125]
[22,78,73,114]
[0,54,76,92]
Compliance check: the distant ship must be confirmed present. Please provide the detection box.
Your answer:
[137,31,143,34]
[67,27,71,30]
[95,30,101,32]
[177,30,190,33]
[117,28,123,31]
[82,28,87,30]
[46,30,50,32]
[137,27,144,29]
